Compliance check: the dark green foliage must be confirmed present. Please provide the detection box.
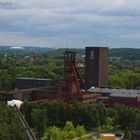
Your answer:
[69,101,84,126]
[109,64,140,89]
[0,101,27,140]
[111,104,138,129]
[31,109,47,138]
[110,48,140,60]
[21,101,108,136]
[20,101,34,126]
[70,102,107,129]
[133,113,140,129]
[21,100,67,138]
[107,108,116,118]
[81,104,99,129]
[44,100,67,127]
[21,100,140,139]
[94,103,108,125]
[123,128,131,140]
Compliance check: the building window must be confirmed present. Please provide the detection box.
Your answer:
[90,50,94,60]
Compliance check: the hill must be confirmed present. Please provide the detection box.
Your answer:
[109,48,140,60]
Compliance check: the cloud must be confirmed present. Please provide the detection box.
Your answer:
[0,32,49,46]
[120,34,140,40]
[0,0,140,48]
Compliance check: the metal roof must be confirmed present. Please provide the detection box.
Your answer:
[110,93,139,98]
[88,88,140,98]
[16,77,52,81]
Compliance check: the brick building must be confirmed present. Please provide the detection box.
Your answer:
[85,47,108,88]
[88,88,140,108]
[15,77,52,89]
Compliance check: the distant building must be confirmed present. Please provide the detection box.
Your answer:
[15,77,52,90]
[109,57,122,61]
[24,56,31,61]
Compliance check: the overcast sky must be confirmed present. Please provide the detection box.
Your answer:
[0,0,140,48]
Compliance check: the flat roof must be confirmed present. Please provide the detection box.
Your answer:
[16,77,52,81]
[110,93,139,98]
[88,88,140,98]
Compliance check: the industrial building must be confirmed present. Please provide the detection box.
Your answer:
[15,77,52,89]
[1,50,100,104]
[1,46,140,108]
[85,47,108,88]
[88,88,140,108]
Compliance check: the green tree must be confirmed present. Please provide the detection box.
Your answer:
[20,101,34,126]
[63,121,76,139]
[102,117,113,130]
[0,101,27,140]
[41,121,85,140]
[134,113,140,129]
[31,109,47,138]
[75,125,86,137]
[94,103,108,125]
[113,104,137,129]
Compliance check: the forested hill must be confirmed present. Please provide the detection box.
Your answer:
[45,48,140,60]
[109,48,140,60]
[46,48,140,60]
[1,45,140,60]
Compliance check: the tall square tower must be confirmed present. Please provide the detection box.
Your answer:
[85,47,108,88]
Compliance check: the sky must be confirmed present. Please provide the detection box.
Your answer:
[0,0,140,48]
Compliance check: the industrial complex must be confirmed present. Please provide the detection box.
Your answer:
[1,47,140,108]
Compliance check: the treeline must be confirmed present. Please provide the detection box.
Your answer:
[0,55,64,91]
[109,48,140,60]
[1,48,140,91]
[21,100,140,139]
[1,99,140,139]
[0,101,27,140]
[46,48,140,60]
[0,49,84,91]
[108,64,140,89]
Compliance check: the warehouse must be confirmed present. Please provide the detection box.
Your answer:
[88,88,140,108]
